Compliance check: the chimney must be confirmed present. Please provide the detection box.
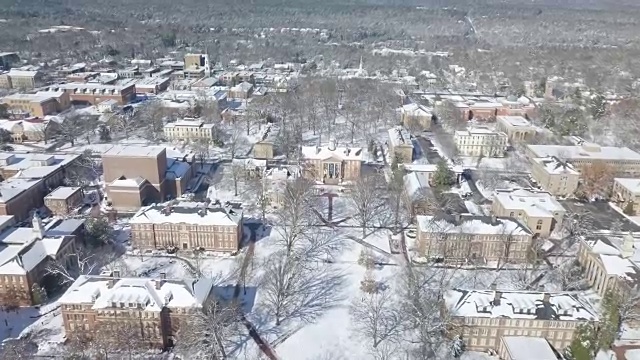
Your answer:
[108,269,118,289]
[328,138,337,151]
[622,232,635,259]
[493,289,502,306]
[543,293,551,303]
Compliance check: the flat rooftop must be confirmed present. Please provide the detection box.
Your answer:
[527,144,640,162]
[494,188,565,218]
[46,186,80,200]
[103,145,166,158]
[497,115,532,127]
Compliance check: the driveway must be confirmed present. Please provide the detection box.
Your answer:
[416,136,445,164]
[558,199,640,232]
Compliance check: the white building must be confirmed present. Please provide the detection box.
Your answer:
[491,188,566,237]
[497,337,558,360]
[454,127,508,157]
[495,115,537,142]
[163,119,215,141]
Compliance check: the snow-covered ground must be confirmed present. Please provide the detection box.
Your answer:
[464,200,485,215]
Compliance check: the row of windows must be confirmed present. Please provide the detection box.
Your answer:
[134,224,236,232]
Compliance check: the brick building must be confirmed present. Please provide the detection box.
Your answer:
[387,126,414,164]
[416,214,532,264]
[43,83,136,105]
[59,272,217,348]
[130,200,243,252]
[300,140,364,184]
[44,186,83,216]
[446,288,598,353]
[102,146,193,211]
[0,214,76,306]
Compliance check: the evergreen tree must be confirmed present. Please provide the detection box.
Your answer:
[599,289,621,349]
[431,159,455,189]
[451,336,466,358]
[566,323,598,360]
[590,93,607,121]
[31,283,47,305]
[624,201,636,216]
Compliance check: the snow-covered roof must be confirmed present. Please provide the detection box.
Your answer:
[165,159,191,180]
[44,218,85,237]
[403,163,463,174]
[109,176,147,188]
[455,127,508,137]
[7,69,39,77]
[59,275,215,311]
[615,178,640,194]
[403,172,432,200]
[164,119,215,129]
[231,81,253,92]
[257,124,276,143]
[527,144,640,162]
[496,115,533,128]
[501,337,558,360]
[445,289,598,321]
[416,214,531,236]
[493,188,565,218]
[399,103,432,117]
[0,235,71,275]
[0,178,42,203]
[103,145,165,158]
[130,200,243,227]
[534,156,579,175]
[232,158,267,169]
[300,145,364,161]
[388,126,413,148]
[583,234,640,282]
[45,186,80,200]
[3,93,55,103]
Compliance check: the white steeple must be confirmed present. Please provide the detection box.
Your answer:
[622,232,635,259]
[32,212,44,239]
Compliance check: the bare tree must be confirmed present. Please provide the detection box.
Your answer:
[547,259,586,291]
[45,246,102,285]
[193,137,213,165]
[350,290,403,349]
[348,173,387,238]
[65,149,101,189]
[249,176,271,224]
[59,112,94,146]
[577,160,614,200]
[137,101,169,142]
[274,178,319,256]
[397,264,458,358]
[227,122,246,159]
[260,249,344,326]
[174,300,241,360]
[0,336,36,360]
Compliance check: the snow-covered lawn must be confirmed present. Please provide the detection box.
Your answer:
[460,156,507,170]
[625,349,640,360]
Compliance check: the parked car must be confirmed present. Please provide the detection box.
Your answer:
[406,229,417,238]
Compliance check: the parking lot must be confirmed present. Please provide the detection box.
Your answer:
[558,199,640,232]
